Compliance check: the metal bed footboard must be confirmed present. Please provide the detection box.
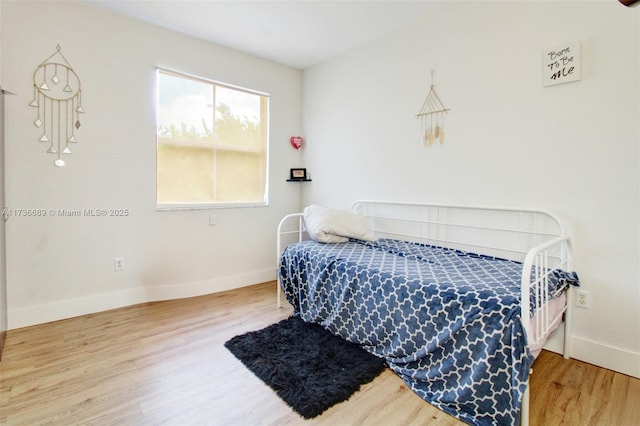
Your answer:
[519,235,573,426]
[276,213,307,308]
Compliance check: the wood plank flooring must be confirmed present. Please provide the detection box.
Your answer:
[1,281,638,425]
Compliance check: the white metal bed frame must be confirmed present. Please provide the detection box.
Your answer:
[276,200,574,425]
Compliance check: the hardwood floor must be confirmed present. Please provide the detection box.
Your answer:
[1,281,638,425]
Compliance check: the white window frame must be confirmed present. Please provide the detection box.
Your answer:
[155,68,270,211]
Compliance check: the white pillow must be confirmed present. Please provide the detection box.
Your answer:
[303,205,376,243]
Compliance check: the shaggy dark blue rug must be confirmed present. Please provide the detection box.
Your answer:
[224,316,386,419]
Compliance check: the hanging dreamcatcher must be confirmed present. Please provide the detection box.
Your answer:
[31,45,85,167]
[416,71,450,146]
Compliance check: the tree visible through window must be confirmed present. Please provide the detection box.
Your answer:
[156,69,269,207]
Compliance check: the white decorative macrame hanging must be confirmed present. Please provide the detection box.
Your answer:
[31,45,85,167]
[416,71,450,146]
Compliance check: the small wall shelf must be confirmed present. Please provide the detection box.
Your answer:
[286,179,312,182]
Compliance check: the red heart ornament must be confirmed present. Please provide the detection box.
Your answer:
[290,136,303,150]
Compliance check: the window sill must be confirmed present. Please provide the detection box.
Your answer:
[156,201,268,211]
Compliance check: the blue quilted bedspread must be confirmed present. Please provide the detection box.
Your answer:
[278,238,578,425]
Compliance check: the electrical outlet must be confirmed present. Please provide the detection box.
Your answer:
[209,213,217,226]
[114,257,124,272]
[576,290,590,308]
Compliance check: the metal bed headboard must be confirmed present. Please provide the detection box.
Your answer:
[351,200,567,263]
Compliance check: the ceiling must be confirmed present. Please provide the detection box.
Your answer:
[89,1,455,69]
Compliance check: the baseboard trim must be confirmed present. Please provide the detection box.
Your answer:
[144,268,276,302]
[569,336,640,379]
[540,329,640,379]
[8,268,276,330]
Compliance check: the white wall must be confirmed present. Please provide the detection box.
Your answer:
[1,1,303,328]
[302,1,640,378]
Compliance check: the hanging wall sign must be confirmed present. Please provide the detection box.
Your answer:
[542,42,581,87]
[31,45,85,167]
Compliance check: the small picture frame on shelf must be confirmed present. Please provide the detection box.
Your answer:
[289,168,307,180]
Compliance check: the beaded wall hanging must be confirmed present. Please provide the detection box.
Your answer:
[31,45,85,167]
[416,71,450,146]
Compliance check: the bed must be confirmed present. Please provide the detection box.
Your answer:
[276,201,579,426]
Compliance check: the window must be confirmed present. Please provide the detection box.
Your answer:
[156,69,269,208]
